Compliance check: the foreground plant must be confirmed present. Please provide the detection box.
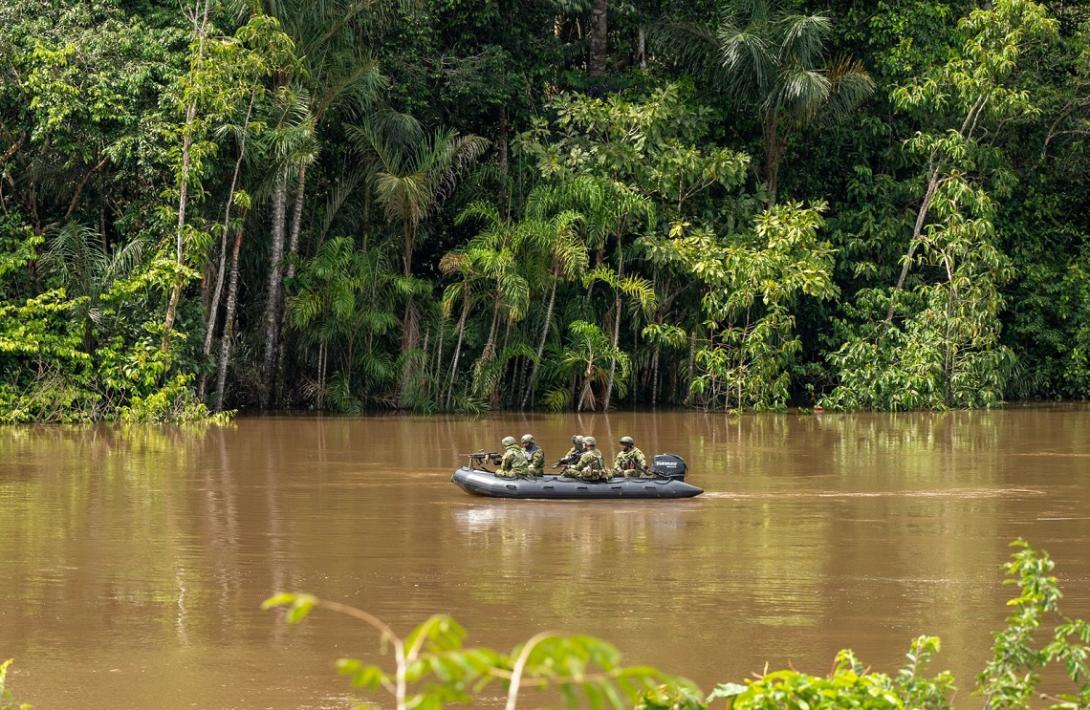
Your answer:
[710,638,953,709]
[262,593,700,709]
[0,660,30,710]
[267,540,1090,709]
[977,540,1090,709]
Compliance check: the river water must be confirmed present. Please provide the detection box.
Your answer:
[1,408,1088,708]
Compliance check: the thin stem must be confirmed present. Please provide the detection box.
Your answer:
[505,631,557,710]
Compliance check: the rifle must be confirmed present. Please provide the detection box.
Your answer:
[464,451,502,470]
[553,453,580,468]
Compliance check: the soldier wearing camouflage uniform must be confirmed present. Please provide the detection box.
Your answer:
[563,436,606,480]
[496,436,528,478]
[556,435,585,466]
[612,436,649,477]
[521,434,545,477]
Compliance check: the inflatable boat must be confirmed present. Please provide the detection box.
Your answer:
[450,453,703,500]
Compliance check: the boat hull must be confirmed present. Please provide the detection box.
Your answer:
[450,467,703,499]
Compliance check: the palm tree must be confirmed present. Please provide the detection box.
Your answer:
[265,0,385,362]
[661,0,874,204]
[286,236,399,411]
[41,224,144,356]
[559,320,632,412]
[539,176,655,409]
[449,202,537,404]
[357,119,489,279]
[438,250,479,410]
[519,186,589,408]
[286,237,360,409]
[583,265,656,409]
[200,91,255,399]
[259,85,313,408]
[351,116,488,401]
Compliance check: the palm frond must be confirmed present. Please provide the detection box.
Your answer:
[454,201,502,229]
[823,57,876,121]
[778,13,831,68]
[715,25,775,100]
[773,66,831,121]
[650,20,723,88]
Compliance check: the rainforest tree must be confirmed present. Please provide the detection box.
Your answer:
[1,0,1089,420]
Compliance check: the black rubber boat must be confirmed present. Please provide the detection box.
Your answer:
[450,453,703,500]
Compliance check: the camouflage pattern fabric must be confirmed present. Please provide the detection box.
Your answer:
[564,448,606,480]
[613,447,649,477]
[525,446,545,476]
[496,443,528,478]
[558,445,583,466]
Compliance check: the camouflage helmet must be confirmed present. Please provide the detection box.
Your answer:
[583,436,597,447]
[571,434,584,445]
[521,434,535,444]
[501,436,517,447]
[619,436,635,446]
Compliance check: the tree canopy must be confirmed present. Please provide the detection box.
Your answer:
[2,0,1090,420]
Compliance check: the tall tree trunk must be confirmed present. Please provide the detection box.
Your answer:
[638,26,647,69]
[260,174,289,408]
[603,290,621,410]
[317,341,326,410]
[686,329,696,404]
[495,317,511,407]
[419,329,430,401]
[285,163,308,282]
[398,220,420,405]
[885,95,988,323]
[603,247,624,410]
[162,106,196,353]
[274,163,309,405]
[578,359,596,411]
[885,165,941,322]
[522,271,558,409]
[432,322,445,401]
[943,255,956,407]
[200,94,255,397]
[445,286,470,410]
[651,343,660,408]
[498,106,510,216]
[588,0,608,78]
[483,297,501,360]
[401,220,414,277]
[213,225,245,411]
[398,303,420,407]
[161,0,211,353]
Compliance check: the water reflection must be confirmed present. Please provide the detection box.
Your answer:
[1,409,1089,708]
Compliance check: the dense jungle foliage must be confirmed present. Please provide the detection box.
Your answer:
[2,0,1090,421]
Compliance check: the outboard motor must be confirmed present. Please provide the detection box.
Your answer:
[651,453,687,480]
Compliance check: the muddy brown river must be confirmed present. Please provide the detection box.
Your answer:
[1,408,1089,708]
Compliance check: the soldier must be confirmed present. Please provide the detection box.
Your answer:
[556,435,585,467]
[563,435,606,480]
[496,436,528,478]
[613,435,649,477]
[521,434,545,477]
